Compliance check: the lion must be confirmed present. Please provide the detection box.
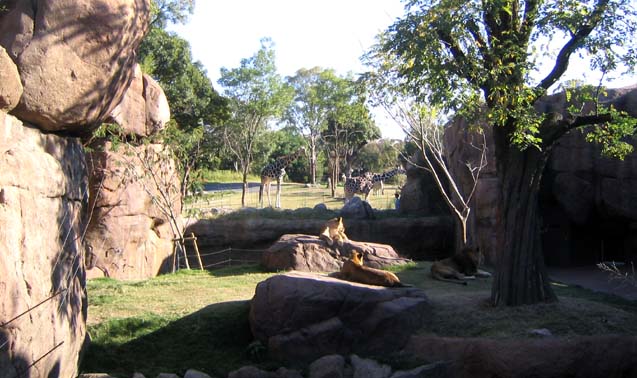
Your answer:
[319,216,349,247]
[430,246,491,285]
[339,250,408,288]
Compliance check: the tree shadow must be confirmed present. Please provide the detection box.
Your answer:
[80,301,260,378]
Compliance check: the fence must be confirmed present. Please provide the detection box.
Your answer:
[172,233,266,271]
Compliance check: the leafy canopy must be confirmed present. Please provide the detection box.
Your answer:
[370,0,637,154]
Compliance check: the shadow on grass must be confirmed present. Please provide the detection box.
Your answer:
[80,300,268,378]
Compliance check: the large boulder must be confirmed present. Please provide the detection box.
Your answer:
[261,234,411,272]
[0,46,22,111]
[107,64,171,137]
[0,113,88,378]
[83,141,181,280]
[403,335,637,378]
[249,272,431,364]
[0,0,150,132]
[186,216,453,262]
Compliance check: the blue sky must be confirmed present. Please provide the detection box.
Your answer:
[170,1,636,140]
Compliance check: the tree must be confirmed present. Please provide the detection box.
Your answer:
[285,67,339,185]
[218,38,294,207]
[320,75,380,196]
[149,0,195,28]
[355,139,404,175]
[372,0,637,306]
[138,27,229,198]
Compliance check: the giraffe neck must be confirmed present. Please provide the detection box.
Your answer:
[373,168,404,182]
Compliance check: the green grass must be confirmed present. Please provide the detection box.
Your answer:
[81,263,637,378]
[198,169,260,183]
[183,182,401,218]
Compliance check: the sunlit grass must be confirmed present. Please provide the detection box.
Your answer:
[83,263,637,377]
[184,182,401,217]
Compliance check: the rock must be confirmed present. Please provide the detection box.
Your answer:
[403,335,637,378]
[144,73,171,134]
[0,113,88,378]
[351,355,392,378]
[186,216,452,263]
[0,46,22,111]
[108,64,171,137]
[228,366,276,378]
[314,203,328,211]
[78,375,118,378]
[261,234,410,272]
[184,369,212,378]
[156,374,180,378]
[84,141,182,279]
[340,196,375,219]
[275,367,304,378]
[0,0,150,133]
[308,354,346,378]
[390,361,451,378]
[133,373,147,378]
[529,328,553,338]
[249,272,431,364]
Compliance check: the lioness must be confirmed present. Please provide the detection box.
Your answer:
[339,250,408,288]
[431,247,491,285]
[319,216,349,247]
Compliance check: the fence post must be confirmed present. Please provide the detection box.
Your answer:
[190,232,204,271]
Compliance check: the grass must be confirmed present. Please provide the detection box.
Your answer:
[183,182,401,218]
[81,263,637,378]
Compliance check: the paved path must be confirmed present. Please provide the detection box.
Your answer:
[548,265,637,301]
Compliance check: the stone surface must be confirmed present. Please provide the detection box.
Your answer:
[261,234,411,272]
[0,46,22,111]
[441,83,637,265]
[0,0,150,132]
[389,362,451,378]
[228,366,276,378]
[107,64,171,137]
[249,272,431,364]
[308,354,346,378]
[184,369,213,378]
[340,196,375,219]
[84,141,182,280]
[186,216,453,262]
[0,113,88,378]
[351,354,392,378]
[403,335,637,378]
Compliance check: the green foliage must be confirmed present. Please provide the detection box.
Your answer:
[372,0,637,151]
[585,107,636,159]
[355,139,404,173]
[150,0,195,28]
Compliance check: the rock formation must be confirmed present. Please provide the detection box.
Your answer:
[249,272,431,364]
[0,112,89,378]
[186,215,453,261]
[261,234,411,272]
[83,61,178,280]
[441,84,637,265]
[0,0,151,133]
[0,0,151,376]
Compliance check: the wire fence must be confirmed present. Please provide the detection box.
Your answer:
[173,236,267,271]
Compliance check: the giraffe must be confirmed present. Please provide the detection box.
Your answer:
[344,167,405,203]
[259,147,305,208]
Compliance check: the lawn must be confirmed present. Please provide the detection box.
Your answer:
[184,182,401,217]
[80,263,637,378]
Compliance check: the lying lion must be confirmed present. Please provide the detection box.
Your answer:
[319,216,349,248]
[431,246,491,285]
[339,250,408,288]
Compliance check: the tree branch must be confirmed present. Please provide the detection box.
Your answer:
[537,0,611,91]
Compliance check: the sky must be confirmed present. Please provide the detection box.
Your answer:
[168,0,408,139]
[169,1,637,140]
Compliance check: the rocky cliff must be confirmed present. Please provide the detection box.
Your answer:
[0,1,151,377]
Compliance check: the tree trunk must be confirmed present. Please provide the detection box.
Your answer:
[241,169,248,207]
[491,136,557,306]
[310,144,317,185]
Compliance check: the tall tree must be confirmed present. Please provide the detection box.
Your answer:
[218,38,294,207]
[371,0,637,306]
[285,67,339,185]
[321,75,380,197]
[138,27,229,198]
